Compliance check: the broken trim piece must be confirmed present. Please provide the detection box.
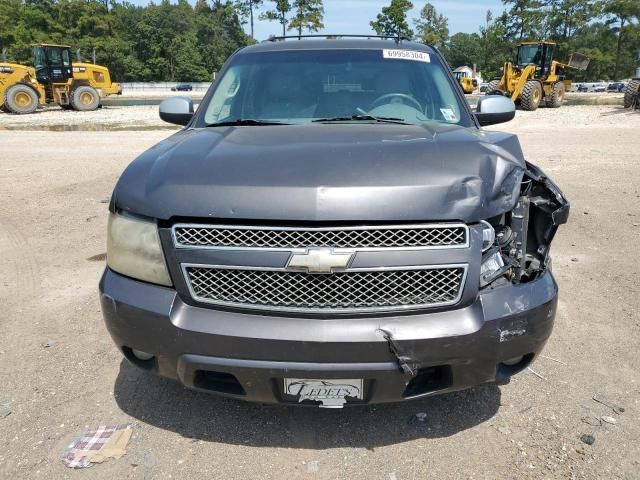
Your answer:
[377,328,419,376]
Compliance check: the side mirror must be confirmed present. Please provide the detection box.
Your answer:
[474,95,516,126]
[159,96,194,126]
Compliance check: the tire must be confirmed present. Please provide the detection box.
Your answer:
[520,80,542,111]
[486,79,502,95]
[70,85,100,111]
[623,79,640,108]
[546,82,565,108]
[4,84,39,114]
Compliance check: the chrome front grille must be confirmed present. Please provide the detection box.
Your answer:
[184,265,467,313]
[173,224,468,250]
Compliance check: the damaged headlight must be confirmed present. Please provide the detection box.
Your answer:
[479,163,570,289]
[107,212,172,286]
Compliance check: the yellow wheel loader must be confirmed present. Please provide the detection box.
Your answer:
[486,41,589,111]
[453,70,478,94]
[0,43,121,114]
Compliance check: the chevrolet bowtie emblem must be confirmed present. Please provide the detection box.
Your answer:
[287,248,354,274]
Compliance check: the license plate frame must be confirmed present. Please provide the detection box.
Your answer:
[284,378,364,408]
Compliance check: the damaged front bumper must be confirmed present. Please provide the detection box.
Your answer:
[100,264,557,406]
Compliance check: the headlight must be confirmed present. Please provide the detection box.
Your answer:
[480,221,496,252]
[107,212,172,286]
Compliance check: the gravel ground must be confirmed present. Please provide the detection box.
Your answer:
[0,105,174,131]
[0,105,639,479]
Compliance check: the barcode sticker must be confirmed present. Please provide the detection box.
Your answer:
[383,49,431,63]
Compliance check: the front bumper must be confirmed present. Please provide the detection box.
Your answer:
[100,267,557,405]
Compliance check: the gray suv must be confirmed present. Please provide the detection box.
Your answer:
[100,37,569,408]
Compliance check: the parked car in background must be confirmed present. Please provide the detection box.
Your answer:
[576,82,607,93]
[172,84,193,92]
[607,82,625,93]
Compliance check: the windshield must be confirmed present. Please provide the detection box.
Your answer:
[200,48,472,127]
[517,44,542,67]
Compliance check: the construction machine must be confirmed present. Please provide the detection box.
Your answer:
[486,41,589,111]
[624,78,640,109]
[0,43,121,114]
[453,70,478,94]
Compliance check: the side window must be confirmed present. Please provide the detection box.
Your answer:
[33,47,46,70]
[429,66,461,123]
[62,49,70,66]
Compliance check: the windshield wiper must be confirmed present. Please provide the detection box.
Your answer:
[312,114,409,124]
[205,119,291,127]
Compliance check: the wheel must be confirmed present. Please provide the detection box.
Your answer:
[546,82,565,108]
[485,79,502,95]
[70,85,100,111]
[520,81,542,111]
[623,79,640,108]
[4,84,39,114]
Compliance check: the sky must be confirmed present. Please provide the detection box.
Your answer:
[131,0,505,41]
[251,0,505,41]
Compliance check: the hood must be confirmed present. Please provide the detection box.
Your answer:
[114,123,526,223]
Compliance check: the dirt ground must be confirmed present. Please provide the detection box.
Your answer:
[1,105,639,479]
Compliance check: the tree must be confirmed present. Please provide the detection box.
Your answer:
[443,32,482,69]
[478,9,513,79]
[502,0,545,39]
[414,2,449,47]
[288,0,324,37]
[260,0,291,37]
[546,0,595,41]
[235,0,263,39]
[601,0,640,78]
[370,0,414,39]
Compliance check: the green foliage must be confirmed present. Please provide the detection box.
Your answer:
[370,0,414,39]
[441,32,481,69]
[289,0,324,36]
[600,0,640,78]
[414,3,449,48]
[259,0,291,37]
[235,0,264,39]
[439,0,639,81]
[502,0,546,40]
[0,0,251,81]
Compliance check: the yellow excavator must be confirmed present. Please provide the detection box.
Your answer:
[486,41,589,110]
[453,70,478,94]
[0,43,121,114]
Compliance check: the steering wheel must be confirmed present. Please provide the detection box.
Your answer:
[369,93,422,112]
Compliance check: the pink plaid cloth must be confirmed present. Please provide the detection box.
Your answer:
[60,424,130,468]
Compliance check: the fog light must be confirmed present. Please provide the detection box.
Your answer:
[132,349,154,361]
[502,356,524,366]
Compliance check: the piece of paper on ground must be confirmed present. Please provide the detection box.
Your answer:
[60,424,132,468]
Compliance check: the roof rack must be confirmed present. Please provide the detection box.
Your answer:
[264,34,413,43]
